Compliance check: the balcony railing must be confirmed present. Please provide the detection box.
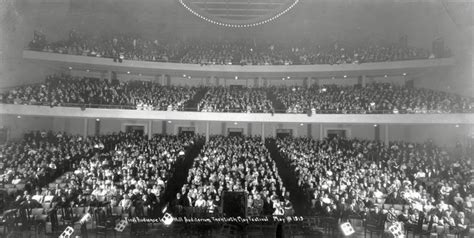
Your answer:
[2,102,471,115]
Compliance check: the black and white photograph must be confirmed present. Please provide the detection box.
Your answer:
[0,0,472,237]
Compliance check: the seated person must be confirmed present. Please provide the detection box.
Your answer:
[20,195,42,209]
[283,198,295,216]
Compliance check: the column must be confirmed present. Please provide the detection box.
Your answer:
[247,123,252,136]
[148,120,153,140]
[304,77,311,88]
[95,119,100,136]
[384,124,389,147]
[206,122,210,142]
[104,70,112,81]
[307,124,312,138]
[208,76,214,86]
[160,74,166,86]
[361,75,367,87]
[374,124,380,141]
[83,118,88,138]
[221,122,226,135]
[258,76,263,87]
[261,122,265,142]
[319,124,323,140]
[162,121,167,135]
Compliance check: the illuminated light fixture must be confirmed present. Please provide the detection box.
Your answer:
[235,76,238,80]
[384,75,388,78]
[343,75,347,78]
[402,73,407,76]
[455,124,459,128]
[188,76,192,79]
[86,69,90,72]
[374,124,378,127]
[168,121,172,123]
[127,71,130,74]
[96,118,100,121]
[183,74,186,78]
[300,123,304,126]
[17,115,21,119]
[287,76,290,79]
[282,77,285,80]
[68,66,72,70]
[234,122,238,125]
[321,88,327,92]
[179,0,299,28]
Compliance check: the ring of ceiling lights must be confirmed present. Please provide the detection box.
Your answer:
[179,0,299,28]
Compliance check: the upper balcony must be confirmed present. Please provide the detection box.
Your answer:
[23,50,455,78]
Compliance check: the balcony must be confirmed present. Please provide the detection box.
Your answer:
[23,50,455,78]
[2,104,472,124]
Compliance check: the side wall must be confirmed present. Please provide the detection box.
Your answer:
[2,115,472,146]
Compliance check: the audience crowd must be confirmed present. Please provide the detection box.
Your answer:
[3,131,200,220]
[1,128,472,236]
[172,136,292,217]
[60,133,197,217]
[274,84,474,114]
[0,131,102,191]
[198,87,273,113]
[2,76,473,114]
[0,75,197,111]
[276,136,473,236]
[28,30,447,65]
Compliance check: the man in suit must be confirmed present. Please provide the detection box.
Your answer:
[170,193,184,216]
[314,197,325,215]
[182,192,194,207]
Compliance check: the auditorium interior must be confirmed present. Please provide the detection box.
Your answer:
[0,0,473,237]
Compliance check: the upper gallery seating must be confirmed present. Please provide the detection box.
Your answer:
[27,30,449,65]
[273,84,474,114]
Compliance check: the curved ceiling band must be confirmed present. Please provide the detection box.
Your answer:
[179,0,299,28]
